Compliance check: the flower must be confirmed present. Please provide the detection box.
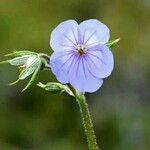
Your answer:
[50,19,114,93]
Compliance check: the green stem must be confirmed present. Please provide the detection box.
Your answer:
[75,91,99,150]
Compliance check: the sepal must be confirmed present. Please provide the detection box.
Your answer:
[107,38,120,48]
[37,82,74,96]
[0,50,50,91]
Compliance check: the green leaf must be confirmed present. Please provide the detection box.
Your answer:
[107,38,120,48]
[37,82,74,96]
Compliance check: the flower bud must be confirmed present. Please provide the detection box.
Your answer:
[37,82,63,94]
[37,82,74,96]
[0,50,50,91]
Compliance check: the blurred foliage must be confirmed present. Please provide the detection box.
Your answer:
[0,0,150,149]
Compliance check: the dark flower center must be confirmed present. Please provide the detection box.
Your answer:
[78,49,85,55]
[76,44,86,56]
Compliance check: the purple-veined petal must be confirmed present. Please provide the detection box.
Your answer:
[50,51,77,83]
[49,19,114,93]
[69,56,103,92]
[50,20,79,52]
[79,19,110,47]
[86,44,114,78]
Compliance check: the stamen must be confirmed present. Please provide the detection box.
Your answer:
[76,44,86,56]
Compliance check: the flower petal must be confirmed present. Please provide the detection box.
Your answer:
[86,44,114,79]
[50,20,78,52]
[79,19,110,46]
[69,56,103,92]
[50,51,77,83]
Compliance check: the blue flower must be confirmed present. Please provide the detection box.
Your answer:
[50,19,114,93]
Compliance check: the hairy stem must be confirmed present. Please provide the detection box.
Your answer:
[75,91,99,150]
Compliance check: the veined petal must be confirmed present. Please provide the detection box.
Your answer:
[87,44,114,78]
[49,19,114,93]
[69,56,103,92]
[50,20,78,52]
[79,19,110,46]
[50,51,77,83]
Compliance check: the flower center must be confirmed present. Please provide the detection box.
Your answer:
[76,44,86,56]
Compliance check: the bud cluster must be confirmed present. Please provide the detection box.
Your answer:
[0,50,50,91]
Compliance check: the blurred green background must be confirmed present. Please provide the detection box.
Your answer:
[0,0,150,149]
